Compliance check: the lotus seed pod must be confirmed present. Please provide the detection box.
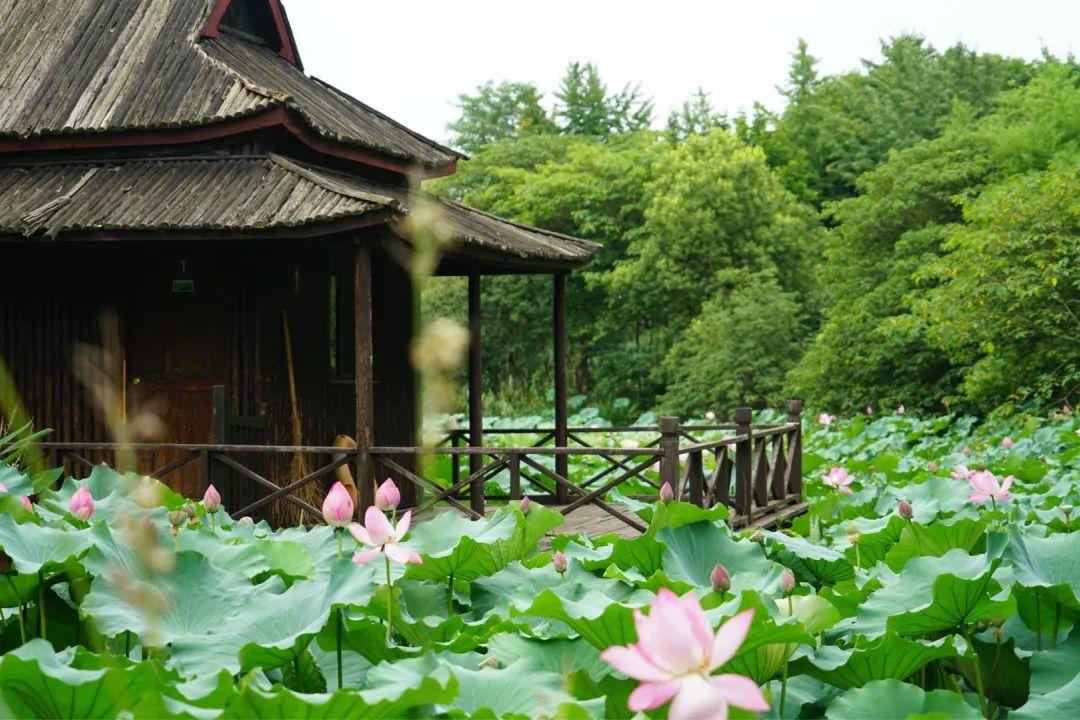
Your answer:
[239,516,254,526]
[167,510,188,528]
[182,502,198,519]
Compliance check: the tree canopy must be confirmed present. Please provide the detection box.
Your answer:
[428,38,1078,417]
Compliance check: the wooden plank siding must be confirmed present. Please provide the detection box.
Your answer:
[0,239,417,501]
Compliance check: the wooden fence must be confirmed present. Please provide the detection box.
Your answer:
[36,400,805,533]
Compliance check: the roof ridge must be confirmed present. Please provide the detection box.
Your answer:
[267,153,398,206]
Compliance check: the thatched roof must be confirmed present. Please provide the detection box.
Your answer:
[0,0,462,170]
[0,154,600,264]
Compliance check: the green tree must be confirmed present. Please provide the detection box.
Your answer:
[448,81,556,154]
[665,88,728,141]
[555,62,653,136]
[660,269,800,415]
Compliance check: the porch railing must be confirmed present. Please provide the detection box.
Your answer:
[36,399,805,532]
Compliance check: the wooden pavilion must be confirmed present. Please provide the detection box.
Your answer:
[0,0,596,508]
[0,0,808,532]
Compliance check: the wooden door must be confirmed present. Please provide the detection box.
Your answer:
[125,253,233,497]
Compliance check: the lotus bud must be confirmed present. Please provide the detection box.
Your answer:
[18,496,33,514]
[168,510,188,530]
[519,496,531,514]
[374,478,401,511]
[710,563,731,593]
[928,461,938,473]
[1002,436,1013,448]
[69,485,95,521]
[780,568,795,596]
[705,411,716,421]
[202,484,221,513]
[239,516,254,526]
[865,406,873,417]
[897,404,905,415]
[898,499,913,520]
[553,550,568,574]
[322,481,354,527]
[1064,405,1073,416]
[182,502,198,519]
[659,482,674,504]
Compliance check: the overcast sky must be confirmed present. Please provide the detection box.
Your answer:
[285,1,1079,148]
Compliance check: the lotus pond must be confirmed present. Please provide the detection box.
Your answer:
[0,410,1078,719]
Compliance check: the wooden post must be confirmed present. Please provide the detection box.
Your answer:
[509,452,521,501]
[354,246,375,513]
[553,273,569,503]
[658,416,680,499]
[786,398,804,497]
[468,273,485,515]
[687,450,705,507]
[734,407,752,518]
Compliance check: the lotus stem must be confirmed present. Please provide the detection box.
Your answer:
[336,529,343,560]
[447,572,454,616]
[124,630,131,658]
[780,596,792,715]
[1034,592,1043,651]
[210,510,216,532]
[37,570,46,642]
[385,555,394,645]
[965,629,989,719]
[1052,603,1061,649]
[335,607,343,689]
[4,576,25,645]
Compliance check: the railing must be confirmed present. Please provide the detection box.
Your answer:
[37,400,805,532]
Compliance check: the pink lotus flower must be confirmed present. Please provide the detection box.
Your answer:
[823,467,853,494]
[1064,405,1073,416]
[322,481,354,527]
[202,484,221,513]
[1001,436,1014,448]
[897,404,905,415]
[865,406,874,417]
[349,506,420,565]
[928,461,938,472]
[69,485,94,521]
[951,464,974,481]
[659,483,675,503]
[705,411,717,421]
[0,482,7,493]
[780,568,796,595]
[818,413,835,426]
[710,563,731,593]
[374,478,401,511]
[601,589,768,720]
[968,471,1012,504]
[19,497,33,514]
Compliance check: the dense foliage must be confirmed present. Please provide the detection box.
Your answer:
[2,410,1079,717]
[429,39,1079,417]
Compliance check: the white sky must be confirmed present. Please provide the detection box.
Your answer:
[284,1,1079,147]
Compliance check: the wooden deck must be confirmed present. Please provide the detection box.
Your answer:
[421,498,809,541]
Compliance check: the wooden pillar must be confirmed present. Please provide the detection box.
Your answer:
[354,246,375,513]
[658,416,680,498]
[553,273,569,503]
[468,273,484,514]
[786,398,804,497]
[734,407,752,518]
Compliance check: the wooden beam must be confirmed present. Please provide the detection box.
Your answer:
[553,272,569,502]
[468,272,484,514]
[354,245,375,512]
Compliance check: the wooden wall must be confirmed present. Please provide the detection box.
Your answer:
[0,236,417,500]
